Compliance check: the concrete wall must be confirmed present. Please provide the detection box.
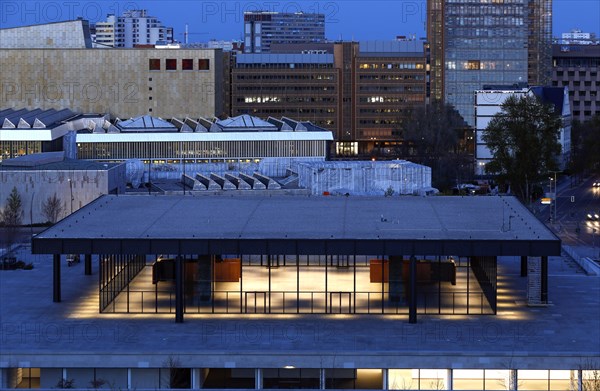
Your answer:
[0,48,223,119]
[0,164,126,224]
[0,20,91,48]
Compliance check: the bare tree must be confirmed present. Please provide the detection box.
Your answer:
[41,193,64,224]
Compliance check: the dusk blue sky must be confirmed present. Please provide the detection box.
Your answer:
[1,0,598,42]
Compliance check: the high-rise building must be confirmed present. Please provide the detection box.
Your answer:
[427,0,552,127]
[527,0,553,86]
[243,11,325,53]
[93,10,174,48]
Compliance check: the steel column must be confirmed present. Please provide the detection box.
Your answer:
[409,255,417,323]
[53,254,61,302]
[84,254,92,275]
[521,256,528,277]
[541,255,548,304]
[175,255,184,323]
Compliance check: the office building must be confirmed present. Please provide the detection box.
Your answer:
[93,10,174,48]
[552,43,600,122]
[232,41,428,157]
[427,0,552,127]
[474,86,571,175]
[243,11,325,53]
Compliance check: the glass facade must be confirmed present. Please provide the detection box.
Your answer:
[442,0,529,127]
[77,140,327,161]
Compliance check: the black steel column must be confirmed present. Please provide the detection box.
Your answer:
[85,254,92,275]
[409,255,417,324]
[53,254,61,302]
[520,256,527,277]
[175,255,184,323]
[541,256,548,304]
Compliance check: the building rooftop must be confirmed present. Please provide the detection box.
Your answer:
[0,154,121,171]
[33,195,560,256]
[0,108,77,129]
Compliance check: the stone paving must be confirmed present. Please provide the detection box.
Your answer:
[0,244,599,369]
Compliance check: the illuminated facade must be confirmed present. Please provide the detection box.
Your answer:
[231,41,428,157]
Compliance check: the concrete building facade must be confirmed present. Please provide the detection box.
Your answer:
[231,41,428,157]
[0,152,125,224]
[0,19,92,49]
[552,43,600,122]
[0,48,223,119]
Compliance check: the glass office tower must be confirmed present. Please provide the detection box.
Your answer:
[428,0,552,127]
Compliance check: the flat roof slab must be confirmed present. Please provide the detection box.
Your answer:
[33,195,560,256]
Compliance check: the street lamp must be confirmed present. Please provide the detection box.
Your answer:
[549,170,560,222]
[593,229,598,260]
[67,178,73,214]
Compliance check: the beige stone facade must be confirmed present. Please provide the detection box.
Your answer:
[0,48,223,119]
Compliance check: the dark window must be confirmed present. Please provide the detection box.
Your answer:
[166,59,177,70]
[199,59,210,70]
[182,59,194,70]
[149,78,152,81]
[149,87,152,91]
[149,59,160,71]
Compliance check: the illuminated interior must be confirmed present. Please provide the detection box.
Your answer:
[96,254,497,316]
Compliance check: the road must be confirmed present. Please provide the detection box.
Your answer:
[540,175,600,255]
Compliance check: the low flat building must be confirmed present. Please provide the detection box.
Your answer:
[76,114,333,182]
[0,152,125,223]
[0,194,594,389]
